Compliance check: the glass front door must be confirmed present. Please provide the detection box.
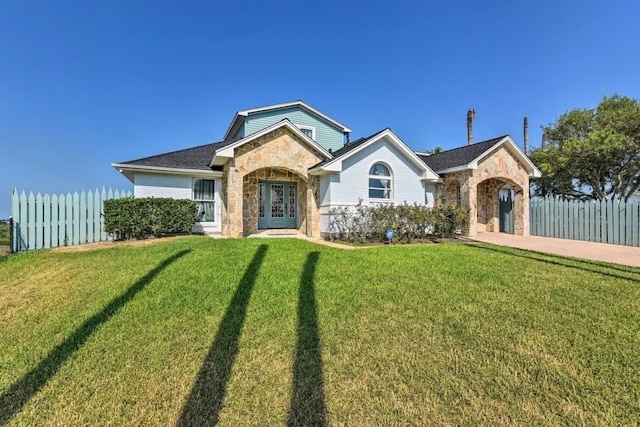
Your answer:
[258,182,297,229]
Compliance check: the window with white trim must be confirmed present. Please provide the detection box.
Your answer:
[296,125,316,140]
[368,163,392,200]
[193,179,215,222]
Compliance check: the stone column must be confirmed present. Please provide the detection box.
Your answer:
[306,176,320,238]
[463,171,478,237]
[514,179,530,236]
[476,181,487,232]
[242,173,259,236]
[223,161,243,238]
[486,180,502,232]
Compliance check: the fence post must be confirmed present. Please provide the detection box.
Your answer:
[9,217,14,254]
[11,188,20,252]
[101,188,108,241]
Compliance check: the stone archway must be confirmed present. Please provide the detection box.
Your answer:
[477,177,527,234]
[242,167,311,236]
[220,126,325,238]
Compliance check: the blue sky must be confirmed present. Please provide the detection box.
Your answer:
[1,0,639,217]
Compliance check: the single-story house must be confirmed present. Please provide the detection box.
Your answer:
[112,101,541,238]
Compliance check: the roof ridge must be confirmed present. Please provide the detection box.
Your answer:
[346,127,389,144]
[239,99,302,113]
[425,135,509,158]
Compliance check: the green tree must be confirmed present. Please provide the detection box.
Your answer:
[530,95,640,201]
[424,146,443,154]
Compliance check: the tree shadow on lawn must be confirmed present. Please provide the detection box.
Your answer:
[0,249,191,425]
[287,251,327,427]
[177,244,267,426]
[469,244,640,284]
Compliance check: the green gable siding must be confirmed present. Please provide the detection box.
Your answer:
[244,107,344,151]
[233,121,245,139]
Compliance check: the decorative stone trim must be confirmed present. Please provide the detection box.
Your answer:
[221,127,325,238]
[438,145,530,236]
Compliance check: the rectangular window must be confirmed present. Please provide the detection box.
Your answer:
[193,179,215,222]
[368,178,392,199]
[296,125,316,140]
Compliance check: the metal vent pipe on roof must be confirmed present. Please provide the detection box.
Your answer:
[467,109,476,145]
[524,116,529,155]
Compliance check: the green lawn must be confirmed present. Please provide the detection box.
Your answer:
[1,237,639,425]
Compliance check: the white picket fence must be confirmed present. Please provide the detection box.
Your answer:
[10,188,132,252]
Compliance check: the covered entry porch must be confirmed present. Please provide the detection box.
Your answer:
[476,177,526,235]
[241,167,316,236]
[439,171,530,237]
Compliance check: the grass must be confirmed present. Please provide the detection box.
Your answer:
[0,236,639,425]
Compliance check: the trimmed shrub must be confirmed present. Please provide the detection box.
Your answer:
[327,200,468,243]
[104,197,197,240]
[0,222,9,246]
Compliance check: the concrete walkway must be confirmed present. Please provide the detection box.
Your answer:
[472,232,640,268]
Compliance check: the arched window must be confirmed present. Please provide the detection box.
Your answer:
[369,163,392,200]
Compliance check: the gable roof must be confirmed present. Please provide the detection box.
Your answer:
[418,135,542,177]
[115,140,233,172]
[418,136,506,172]
[223,100,352,140]
[309,128,439,181]
[211,118,333,166]
[113,119,334,182]
[112,140,232,182]
[312,128,388,168]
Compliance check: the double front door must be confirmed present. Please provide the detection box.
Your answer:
[258,182,297,229]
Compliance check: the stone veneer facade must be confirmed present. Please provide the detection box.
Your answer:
[438,145,530,236]
[220,127,325,238]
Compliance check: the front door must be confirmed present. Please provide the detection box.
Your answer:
[499,190,515,234]
[258,182,297,229]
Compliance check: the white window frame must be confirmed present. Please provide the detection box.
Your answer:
[296,124,316,140]
[368,162,393,203]
[193,178,216,223]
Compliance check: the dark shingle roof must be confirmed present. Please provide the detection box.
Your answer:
[312,128,389,168]
[118,139,237,171]
[418,135,507,172]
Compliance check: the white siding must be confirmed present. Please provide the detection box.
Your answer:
[333,138,428,204]
[318,174,335,207]
[424,183,436,207]
[319,137,436,233]
[133,173,221,233]
[134,173,192,199]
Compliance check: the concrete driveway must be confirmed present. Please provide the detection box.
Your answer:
[472,232,640,268]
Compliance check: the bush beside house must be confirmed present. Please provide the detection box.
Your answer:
[327,201,469,243]
[104,197,197,240]
[0,221,9,246]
